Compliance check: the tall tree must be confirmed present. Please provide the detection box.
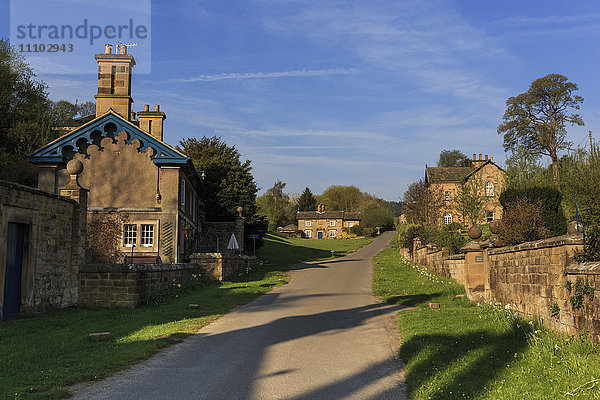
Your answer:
[257,180,295,229]
[177,137,264,239]
[297,187,317,211]
[403,180,444,226]
[360,199,394,230]
[498,74,584,187]
[437,149,470,167]
[321,185,363,211]
[453,177,485,227]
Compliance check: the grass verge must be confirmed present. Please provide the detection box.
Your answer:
[256,233,372,267]
[1,234,373,399]
[372,247,600,400]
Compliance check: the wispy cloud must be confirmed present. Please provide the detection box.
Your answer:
[494,13,600,27]
[171,68,358,82]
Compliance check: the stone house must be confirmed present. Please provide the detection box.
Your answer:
[425,153,506,226]
[297,204,360,239]
[28,44,205,263]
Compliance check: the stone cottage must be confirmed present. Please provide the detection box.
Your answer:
[297,204,360,239]
[28,44,204,263]
[425,153,506,226]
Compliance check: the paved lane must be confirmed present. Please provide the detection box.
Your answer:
[72,232,406,399]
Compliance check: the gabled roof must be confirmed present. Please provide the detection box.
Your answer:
[297,211,361,221]
[464,159,505,180]
[425,167,471,184]
[28,110,189,166]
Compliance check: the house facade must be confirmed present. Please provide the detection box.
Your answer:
[425,154,506,227]
[297,204,360,239]
[29,44,204,263]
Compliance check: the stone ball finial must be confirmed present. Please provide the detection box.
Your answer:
[66,159,83,175]
[567,221,584,235]
[489,220,501,234]
[468,226,482,240]
[237,206,243,217]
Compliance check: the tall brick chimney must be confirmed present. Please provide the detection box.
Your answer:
[138,104,166,141]
[94,44,136,120]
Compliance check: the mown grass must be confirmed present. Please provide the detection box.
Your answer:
[372,246,600,400]
[257,233,372,267]
[0,266,288,400]
[0,234,373,399]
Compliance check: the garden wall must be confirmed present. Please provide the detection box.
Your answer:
[400,233,600,339]
[79,253,257,308]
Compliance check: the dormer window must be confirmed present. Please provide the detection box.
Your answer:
[485,182,494,197]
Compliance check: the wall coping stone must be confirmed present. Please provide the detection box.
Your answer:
[445,254,465,260]
[566,262,600,275]
[488,234,583,255]
[80,263,202,273]
[190,253,257,261]
[0,179,76,203]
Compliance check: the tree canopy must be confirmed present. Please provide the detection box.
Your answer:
[498,74,584,186]
[437,149,470,167]
[320,185,363,211]
[177,136,262,232]
[256,180,296,230]
[403,180,443,225]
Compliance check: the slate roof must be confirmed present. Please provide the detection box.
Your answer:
[296,211,361,221]
[425,167,471,184]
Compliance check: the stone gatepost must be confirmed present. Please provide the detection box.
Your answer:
[58,160,89,303]
[235,206,245,253]
[462,241,489,303]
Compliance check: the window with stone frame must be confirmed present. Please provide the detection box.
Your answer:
[330,220,336,226]
[348,221,354,228]
[329,230,336,238]
[443,213,452,225]
[487,211,494,222]
[445,191,450,201]
[305,220,312,227]
[485,181,494,196]
[141,224,154,247]
[123,224,137,247]
[305,230,312,238]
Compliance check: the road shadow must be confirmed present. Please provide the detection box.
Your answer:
[383,293,442,307]
[399,327,529,400]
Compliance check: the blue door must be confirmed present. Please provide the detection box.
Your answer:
[3,223,26,321]
[317,231,323,239]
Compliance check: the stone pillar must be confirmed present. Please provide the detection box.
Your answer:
[58,160,89,304]
[463,241,488,302]
[235,206,245,252]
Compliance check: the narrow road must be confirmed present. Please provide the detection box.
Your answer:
[72,232,406,399]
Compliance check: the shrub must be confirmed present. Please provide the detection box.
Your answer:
[574,223,600,262]
[432,224,464,255]
[499,187,566,236]
[86,213,127,263]
[499,198,550,246]
[350,225,377,237]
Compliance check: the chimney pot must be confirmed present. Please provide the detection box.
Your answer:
[490,156,493,162]
[155,104,160,112]
[479,153,482,160]
[119,44,127,54]
[144,104,149,112]
[485,155,488,160]
[105,44,112,54]
[472,153,476,160]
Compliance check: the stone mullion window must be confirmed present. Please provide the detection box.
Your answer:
[141,224,154,247]
[123,224,137,247]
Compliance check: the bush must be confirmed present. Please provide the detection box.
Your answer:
[499,198,550,246]
[432,224,464,255]
[499,187,566,236]
[86,213,127,263]
[574,224,600,262]
[350,225,377,237]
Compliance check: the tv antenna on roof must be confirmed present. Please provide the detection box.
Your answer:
[118,42,138,48]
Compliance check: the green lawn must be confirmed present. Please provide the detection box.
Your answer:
[0,234,372,399]
[256,233,372,267]
[372,247,600,400]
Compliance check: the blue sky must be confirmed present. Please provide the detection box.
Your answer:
[2,0,600,201]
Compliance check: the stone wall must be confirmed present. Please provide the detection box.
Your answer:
[79,263,211,308]
[201,217,245,253]
[190,253,257,281]
[400,233,600,340]
[0,180,86,318]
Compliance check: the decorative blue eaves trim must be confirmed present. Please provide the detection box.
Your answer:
[28,112,188,166]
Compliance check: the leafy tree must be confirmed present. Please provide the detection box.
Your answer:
[297,187,317,211]
[321,185,362,211]
[177,136,264,241]
[498,74,584,187]
[385,200,404,217]
[504,147,552,190]
[453,177,485,227]
[257,180,295,230]
[437,149,471,167]
[499,198,550,245]
[360,199,394,230]
[0,39,55,185]
[560,144,600,225]
[403,180,444,226]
